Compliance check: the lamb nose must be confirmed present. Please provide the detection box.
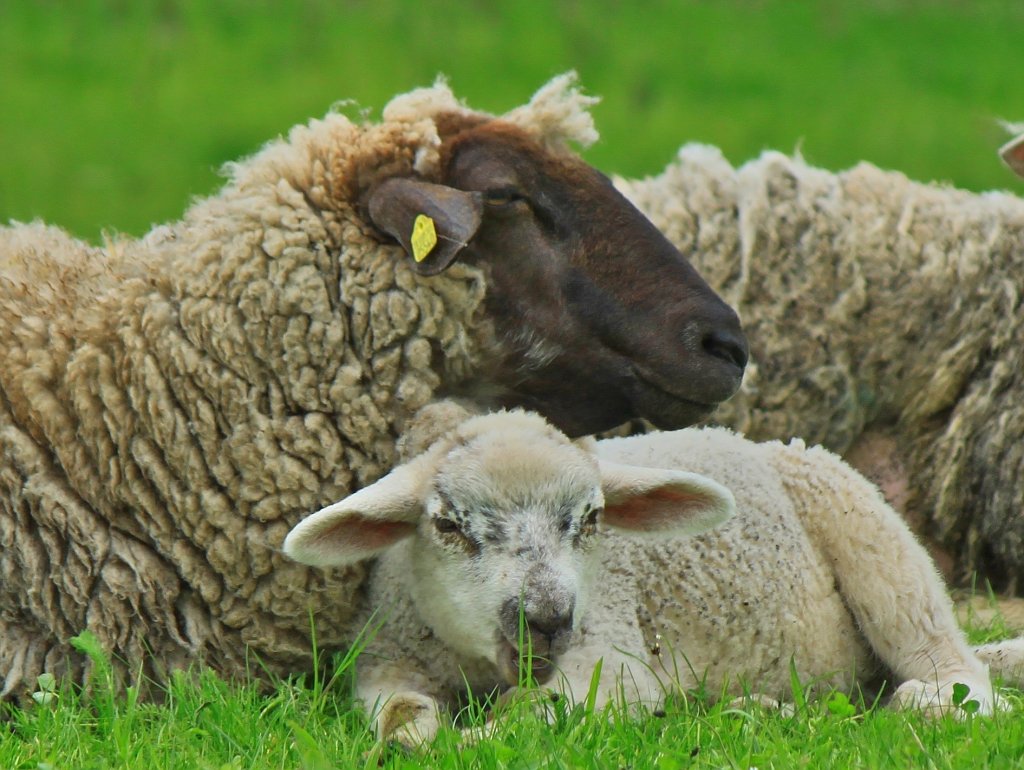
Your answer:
[527,611,574,640]
[702,328,749,370]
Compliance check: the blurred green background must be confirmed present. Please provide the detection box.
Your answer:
[2,0,1022,242]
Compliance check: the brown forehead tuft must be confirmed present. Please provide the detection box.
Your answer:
[436,118,587,179]
[432,110,492,141]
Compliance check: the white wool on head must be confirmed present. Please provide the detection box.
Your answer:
[504,71,601,150]
[381,76,465,124]
[380,72,600,167]
[380,78,467,175]
[1000,120,1024,136]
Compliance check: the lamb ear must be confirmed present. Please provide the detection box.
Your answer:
[1000,133,1024,179]
[598,459,735,536]
[366,177,483,275]
[283,463,425,568]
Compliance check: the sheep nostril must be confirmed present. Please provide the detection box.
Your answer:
[502,597,575,646]
[702,328,749,371]
[527,611,574,641]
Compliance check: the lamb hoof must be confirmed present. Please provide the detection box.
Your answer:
[891,678,1001,718]
[375,692,442,748]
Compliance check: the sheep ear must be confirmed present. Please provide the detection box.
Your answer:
[283,464,425,568]
[367,177,483,275]
[598,459,735,536]
[1000,133,1024,179]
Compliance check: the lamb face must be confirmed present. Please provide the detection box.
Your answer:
[404,424,605,686]
[284,409,735,690]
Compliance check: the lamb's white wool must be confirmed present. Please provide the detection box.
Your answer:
[285,404,1024,747]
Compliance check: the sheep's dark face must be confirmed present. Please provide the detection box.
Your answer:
[440,123,748,436]
[365,119,747,436]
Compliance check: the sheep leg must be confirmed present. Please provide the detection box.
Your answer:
[771,442,997,715]
[461,641,664,745]
[550,643,662,712]
[457,686,560,745]
[551,600,665,713]
[356,661,445,748]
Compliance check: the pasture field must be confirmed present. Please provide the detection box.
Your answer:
[2,619,1023,770]
[2,1,1024,767]
[2,0,1023,240]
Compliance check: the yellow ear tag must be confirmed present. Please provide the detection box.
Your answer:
[411,214,438,263]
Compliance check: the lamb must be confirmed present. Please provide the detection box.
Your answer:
[615,144,1024,593]
[0,74,748,699]
[284,403,1024,747]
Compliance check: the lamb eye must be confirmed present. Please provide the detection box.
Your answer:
[433,515,480,556]
[574,507,601,546]
[434,517,460,534]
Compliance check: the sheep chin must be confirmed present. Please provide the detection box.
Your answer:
[626,372,720,430]
[495,638,556,687]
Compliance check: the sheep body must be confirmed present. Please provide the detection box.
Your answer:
[0,75,746,697]
[0,107,483,692]
[617,146,1024,590]
[285,406,1024,746]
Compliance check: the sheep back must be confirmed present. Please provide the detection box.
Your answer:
[593,427,877,697]
[618,148,1024,589]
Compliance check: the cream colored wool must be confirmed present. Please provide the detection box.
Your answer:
[0,74,599,696]
[618,147,1024,590]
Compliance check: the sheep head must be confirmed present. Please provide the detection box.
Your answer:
[366,118,748,436]
[283,409,733,686]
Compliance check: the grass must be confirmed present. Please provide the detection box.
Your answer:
[2,610,1022,770]
[2,0,1023,241]
[3,1,1024,766]
[3,638,1023,770]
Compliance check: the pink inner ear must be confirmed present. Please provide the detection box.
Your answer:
[1004,137,1024,173]
[605,488,707,529]
[311,518,417,553]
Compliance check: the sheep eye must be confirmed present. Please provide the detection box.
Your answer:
[433,516,481,556]
[574,507,601,546]
[434,517,461,534]
[483,187,526,208]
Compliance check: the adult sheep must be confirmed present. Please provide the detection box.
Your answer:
[285,402,1024,748]
[617,144,1024,593]
[0,74,746,698]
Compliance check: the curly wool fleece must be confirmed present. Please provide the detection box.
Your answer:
[0,74,600,696]
[619,146,1024,590]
